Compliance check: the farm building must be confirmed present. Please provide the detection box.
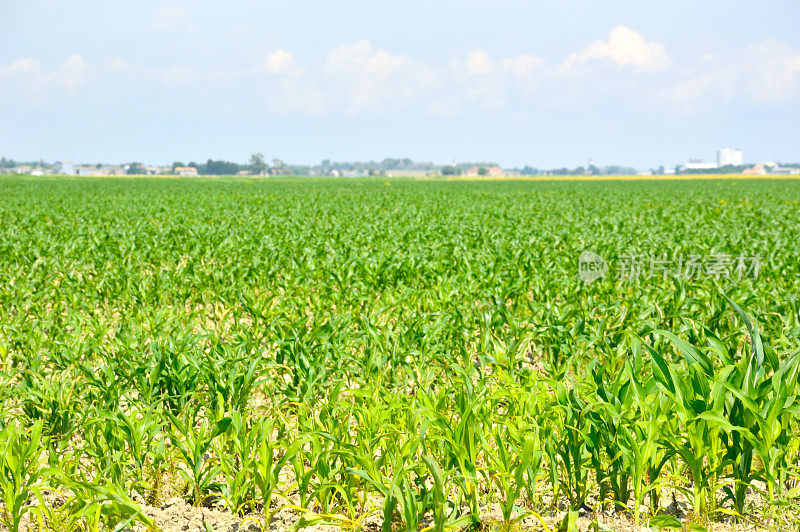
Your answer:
[174,166,199,177]
[53,161,76,175]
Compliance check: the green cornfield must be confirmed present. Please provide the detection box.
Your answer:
[1,175,800,531]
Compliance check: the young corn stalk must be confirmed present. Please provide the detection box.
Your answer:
[0,420,44,532]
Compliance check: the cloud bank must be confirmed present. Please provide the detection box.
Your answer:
[2,26,799,116]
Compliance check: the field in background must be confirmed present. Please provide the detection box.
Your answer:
[439,173,800,182]
[1,176,800,531]
[24,173,800,181]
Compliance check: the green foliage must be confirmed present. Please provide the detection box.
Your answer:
[1,175,800,529]
[126,162,146,175]
[0,421,44,532]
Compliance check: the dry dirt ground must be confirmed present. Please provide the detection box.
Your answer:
[111,500,794,532]
[3,497,790,532]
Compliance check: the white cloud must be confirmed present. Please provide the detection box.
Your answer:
[57,54,90,90]
[659,39,800,111]
[562,26,670,73]
[0,57,42,77]
[326,39,408,78]
[6,29,797,118]
[439,50,546,113]
[459,51,544,78]
[104,57,134,75]
[148,6,198,32]
[250,52,326,114]
[0,55,89,96]
[259,49,300,75]
[321,40,433,115]
[464,50,495,76]
[446,51,509,112]
[501,54,545,77]
[742,40,800,101]
[659,74,722,113]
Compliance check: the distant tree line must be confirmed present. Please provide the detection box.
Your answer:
[126,163,146,175]
[317,158,439,173]
[0,157,52,170]
[6,155,799,177]
[676,165,747,175]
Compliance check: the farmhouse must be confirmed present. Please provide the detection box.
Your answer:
[465,166,502,177]
[743,165,766,175]
[174,166,199,177]
[53,161,76,175]
[76,167,104,176]
[682,159,718,171]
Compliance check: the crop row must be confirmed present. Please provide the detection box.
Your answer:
[1,176,800,530]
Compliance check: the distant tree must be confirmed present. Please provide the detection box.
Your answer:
[441,165,457,176]
[718,165,740,173]
[603,165,637,176]
[288,165,309,175]
[201,159,241,175]
[272,158,288,175]
[249,153,267,175]
[478,167,488,176]
[382,158,399,170]
[172,162,185,171]
[126,162,146,175]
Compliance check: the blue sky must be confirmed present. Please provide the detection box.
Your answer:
[1,1,799,168]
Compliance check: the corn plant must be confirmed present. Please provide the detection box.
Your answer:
[43,470,156,532]
[0,420,44,532]
[482,420,542,524]
[552,382,592,511]
[254,423,305,523]
[167,406,232,505]
[1,175,800,530]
